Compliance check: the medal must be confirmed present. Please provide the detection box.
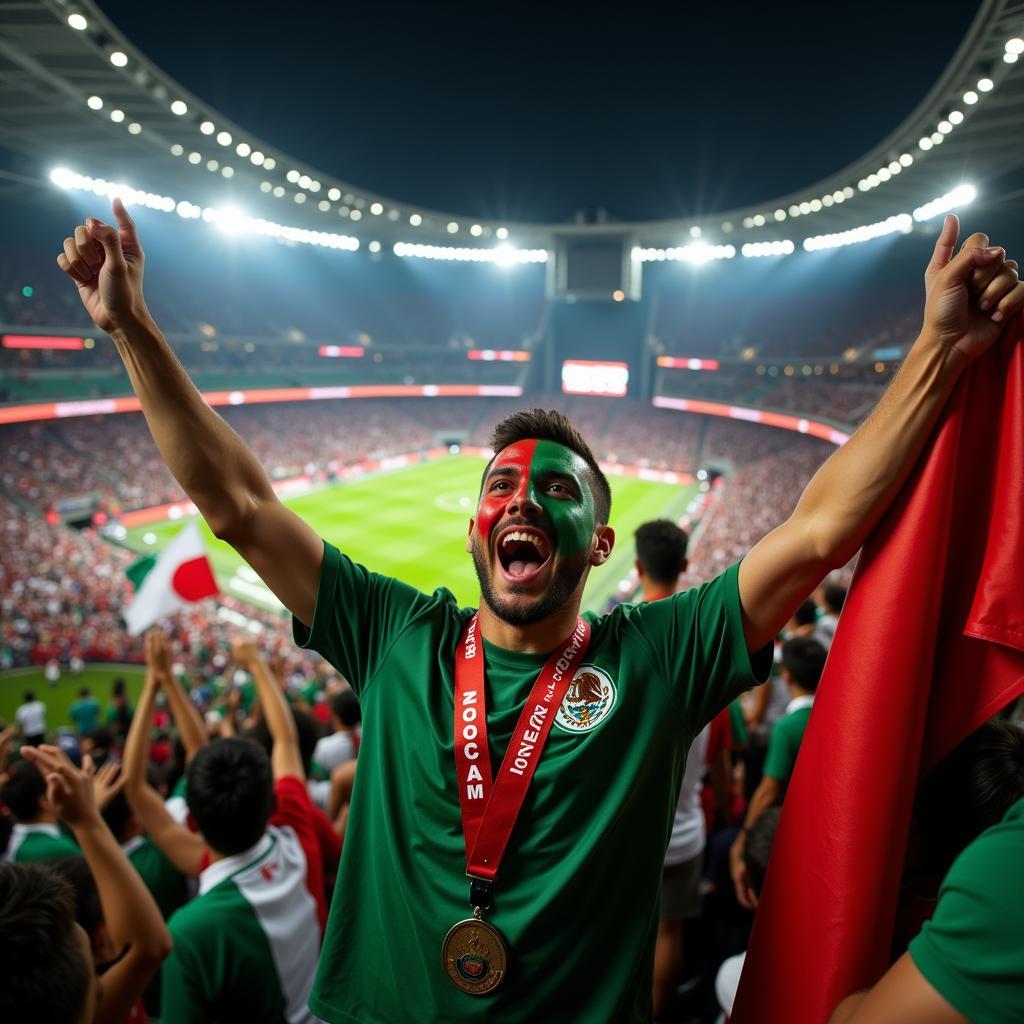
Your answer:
[445,614,591,994]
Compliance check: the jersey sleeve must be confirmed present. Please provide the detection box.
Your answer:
[627,561,772,732]
[908,824,1024,1024]
[270,776,329,932]
[762,718,796,782]
[292,540,438,697]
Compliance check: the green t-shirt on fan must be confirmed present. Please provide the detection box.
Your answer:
[763,697,814,784]
[124,834,189,921]
[69,696,101,734]
[294,542,770,1023]
[3,823,79,863]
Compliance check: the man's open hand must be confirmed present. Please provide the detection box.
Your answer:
[56,196,147,335]
[923,214,1024,368]
[21,744,100,827]
[144,628,173,684]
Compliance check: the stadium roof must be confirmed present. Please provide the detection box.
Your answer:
[0,0,1022,251]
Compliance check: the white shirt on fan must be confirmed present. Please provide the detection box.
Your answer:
[664,723,710,866]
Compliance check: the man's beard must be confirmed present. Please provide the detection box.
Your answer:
[471,535,587,627]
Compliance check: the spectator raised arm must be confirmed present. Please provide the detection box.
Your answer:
[148,629,207,762]
[20,744,172,1024]
[121,635,206,876]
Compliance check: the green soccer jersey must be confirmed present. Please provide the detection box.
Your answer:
[294,542,770,1023]
[123,835,189,921]
[69,696,101,734]
[909,794,1024,1023]
[762,695,814,784]
[3,822,79,863]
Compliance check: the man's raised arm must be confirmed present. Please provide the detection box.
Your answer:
[57,198,322,625]
[737,215,1023,652]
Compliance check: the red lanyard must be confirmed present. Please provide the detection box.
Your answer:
[453,614,591,891]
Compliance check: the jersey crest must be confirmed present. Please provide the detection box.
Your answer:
[554,664,617,734]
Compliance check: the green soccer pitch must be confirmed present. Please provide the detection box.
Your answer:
[122,455,699,616]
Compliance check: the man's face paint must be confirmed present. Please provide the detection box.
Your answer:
[470,438,598,626]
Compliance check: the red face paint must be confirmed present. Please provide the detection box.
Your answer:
[476,439,539,547]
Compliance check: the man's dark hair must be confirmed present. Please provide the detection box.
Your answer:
[635,519,689,586]
[331,689,361,728]
[823,584,847,614]
[917,719,1024,877]
[112,677,126,697]
[245,707,320,776]
[23,690,35,703]
[50,856,104,942]
[78,687,90,699]
[0,862,93,1024]
[793,599,818,628]
[1,761,46,822]
[186,737,273,855]
[84,725,113,754]
[743,806,782,896]
[781,636,828,693]
[486,408,612,524]
[101,790,133,843]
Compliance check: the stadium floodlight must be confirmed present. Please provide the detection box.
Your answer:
[250,151,265,165]
[68,13,88,30]
[171,100,188,115]
[318,199,330,211]
[368,241,382,253]
[263,157,276,170]
[170,144,184,156]
[286,169,300,183]
[221,167,234,178]
[963,90,978,104]
[496,227,509,240]
[774,209,786,221]
[236,142,251,157]
[689,226,702,238]
[206,159,219,171]
[328,187,341,201]
[370,202,384,215]
[470,224,483,237]
[1004,51,1019,64]
[350,209,362,220]
[803,213,912,251]
[128,122,142,135]
[1007,37,1024,54]
[47,165,359,252]
[899,153,913,167]
[635,243,735,264]
[216,130,232,146]
[272,185,285,197]
[447,222,459,234]
[260,181,272,193]
[87,95,103,110]
[977,77,994,92]
[937,120,952,135]
[930,131,943,145]
[109,51,128,67]
[410,213,422,226]
[110,109,125,123]
[919,136,933,151]
[948,110,963,125]
[294,193,306,203]
[393,241,547,266]
[912,184,976,222]
[188,151,201,164]
[200,120,215,134]
[741,240,795,258]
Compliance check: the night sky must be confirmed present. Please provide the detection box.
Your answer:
[96,1,980,223]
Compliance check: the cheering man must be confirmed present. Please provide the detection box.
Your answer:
[58,201,1023,1021]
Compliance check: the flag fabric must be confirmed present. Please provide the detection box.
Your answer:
[732,319,1024,1024]
[124,521,219,636]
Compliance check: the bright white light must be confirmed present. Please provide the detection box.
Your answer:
[470,224,483,236]
[1007,37,1024,54]
[977,77,993,92]
[216,131,232,146]
[410,213,422,226]
[843,186,854,198]
[741,240,794,258]
[127,122,141,135]
[931,131,944,145]
[309,181,321,193]
[200,121,215,135]
[350,209,362,221]
[395,240,547,265]
[919,136,934,151]
[368,240,382,253]
[263,157,276,170]
[803,213,912,252]
[937,120,952,134]
[328,187,341,201]
[236,142,251,157]
[1004,51,1019,64]
[221,166,233,178]
[789,204,801,216]
[298,174,311,189]
[370,202,384,215]
[899,153,914,167]
[913,184,976,222]
[809,198,822,211]
[170,143,184,156]
[948,110,963,125]
[822,195,834,207]
[206,159,218,171]
[877,168,891,181]
[260,181,272,193]
[888,161,901,174]
[294,192,306,203]
[775,208,786,221]
[689,225,702,238]
[286,170,300,183]
[858,179,870,191]
[68,13,88,29]
[171,100,188,115]
[272,185,285,197]
[110,109,124,123]
[753,214,766,226]
[87,95,103,110]
[109,51,128,67]
[447,221,459,234]
[799,201,812,213]
[963,90,978,104]
[496,227,509,240]
[188,151,201,164]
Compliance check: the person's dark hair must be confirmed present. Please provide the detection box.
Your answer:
[635,520,689,586]
[743,807,782,896]
[0,862,93,1024]
[792,599,818,628]
[1,761,46,822]
[823,584,847,614]
[101,790,133,843]
[50,856,104,943]
[84,725,113,754]
[78,687,90,699]
[917,719,1024,877]
[780,636,828,693]
[186,738,273,855]
[331,689,361,728]
[486,408,612,525]
[245,707,320,776]
[111,678,126,698]
[23,690,35,703]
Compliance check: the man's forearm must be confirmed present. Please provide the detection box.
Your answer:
[110,313,275,540]
[123,672,157,795]
[161,670,207,762]
[793,331,957,566]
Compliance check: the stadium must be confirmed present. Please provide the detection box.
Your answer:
[1,1,1024,1022]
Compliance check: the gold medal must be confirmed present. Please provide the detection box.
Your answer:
[441,909,508,995]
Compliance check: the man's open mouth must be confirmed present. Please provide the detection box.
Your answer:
[495,526,553,583]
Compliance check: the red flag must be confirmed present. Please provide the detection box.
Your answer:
[732,321,1024,1024]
